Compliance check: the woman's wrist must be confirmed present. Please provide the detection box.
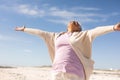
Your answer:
[113,26,116,31]
[22,25,26,31]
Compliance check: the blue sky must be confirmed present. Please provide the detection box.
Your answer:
[0,0,120,69]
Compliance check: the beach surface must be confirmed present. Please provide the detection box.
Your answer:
[0,66,119,80]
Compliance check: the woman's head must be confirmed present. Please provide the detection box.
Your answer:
[67,21,82,32]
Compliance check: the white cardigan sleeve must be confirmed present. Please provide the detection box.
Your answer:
[24,28,55,40]
[88,25,115,41]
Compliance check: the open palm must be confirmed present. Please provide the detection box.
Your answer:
[15,26,25,31]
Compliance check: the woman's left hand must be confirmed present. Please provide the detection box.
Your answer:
[114,23,120,31]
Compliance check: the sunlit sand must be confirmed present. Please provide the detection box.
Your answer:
[0,66,119,80]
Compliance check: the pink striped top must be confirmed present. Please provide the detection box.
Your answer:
[52,32,85,79]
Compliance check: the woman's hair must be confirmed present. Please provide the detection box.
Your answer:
[69,21,82,32]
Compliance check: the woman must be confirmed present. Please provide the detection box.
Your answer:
[15,21,120,80]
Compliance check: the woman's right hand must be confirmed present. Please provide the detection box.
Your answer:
[15,26,25,31]
[114,23,120,31]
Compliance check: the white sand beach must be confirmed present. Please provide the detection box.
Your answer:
[0,66,119,80]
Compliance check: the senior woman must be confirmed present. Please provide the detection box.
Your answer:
[15,21,120,80]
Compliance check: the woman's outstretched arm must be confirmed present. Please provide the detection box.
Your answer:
[15,26,55,40]
[88,23,120,41]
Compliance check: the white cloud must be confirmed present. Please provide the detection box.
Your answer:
[50,9,77,18]
[0,4,45,17]
[24,49,32,53]
[47,19,69,25]
[0,4,119,24]
[45,6,119,24]
[18,5,38,15]
[46,7,108,24]
[110,12,120,16]
[15,4,45,17]
[71,7,101,11]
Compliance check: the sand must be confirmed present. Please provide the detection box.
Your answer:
[0,67,119,80]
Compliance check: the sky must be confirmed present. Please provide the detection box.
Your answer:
[0,0,120,69]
